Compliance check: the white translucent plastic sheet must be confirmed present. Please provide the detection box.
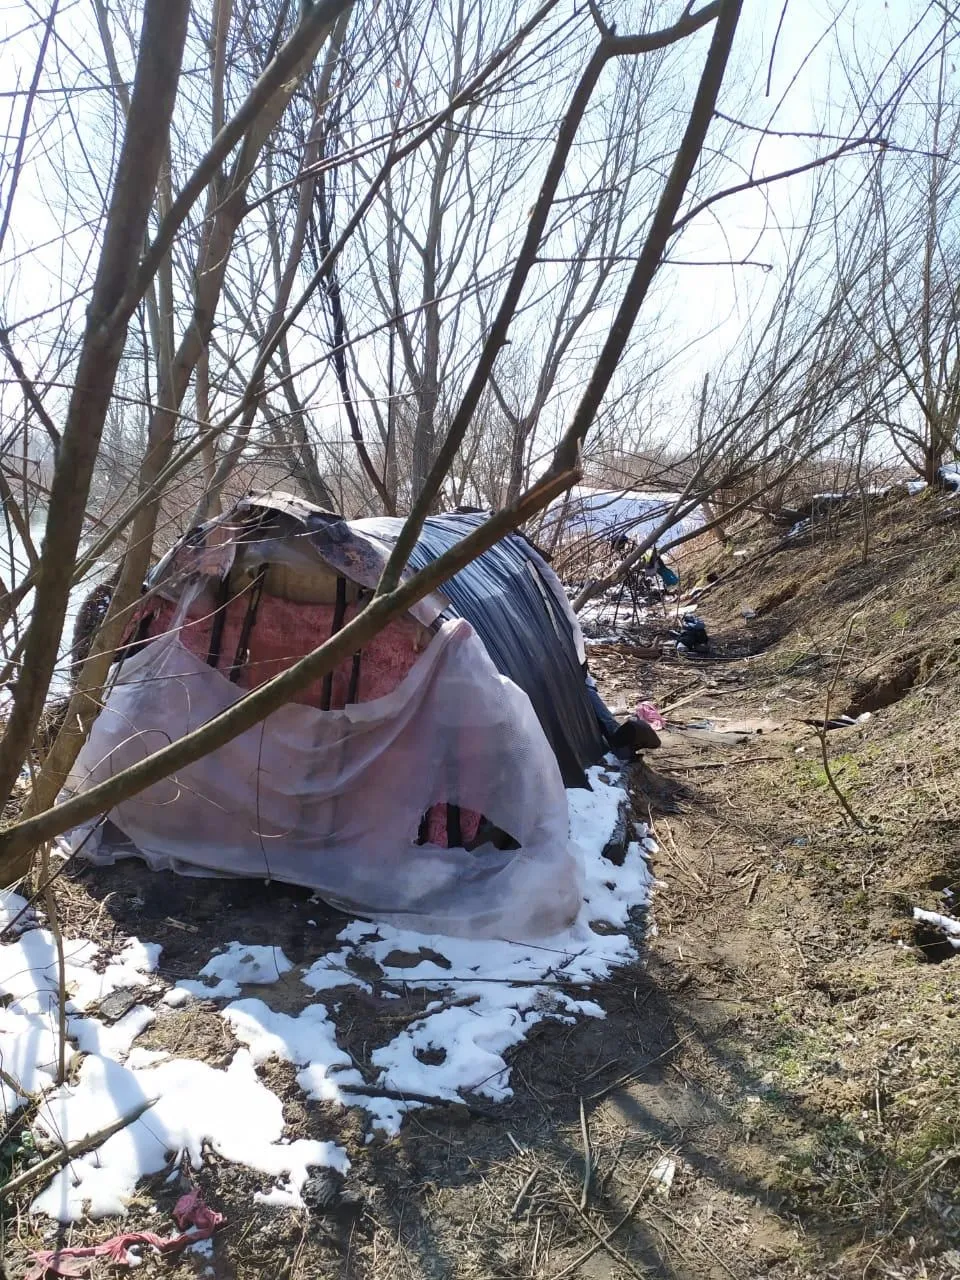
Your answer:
[63,620,582,939]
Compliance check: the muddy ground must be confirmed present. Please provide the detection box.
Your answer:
[3,488,960,1279]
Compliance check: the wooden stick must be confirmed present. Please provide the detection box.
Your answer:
[511,1167,540,1219]
[649,1200,742,1280]
[547,1172,653,1280]
[559,1181,648,1280]
[578,1097,592,1211]
[661,754,782,770]
[745,869,761,905]
[658,817,709,892]
[338,1082,494,1118]
[0,1065,34,1106]
[816,611,866,829]
[588,1029,699,1102]
[659,689,706,715]
[1,1097,158,1199]
[39,843,67,1085]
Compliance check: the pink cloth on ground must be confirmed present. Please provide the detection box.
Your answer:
[636,700,666,730]
[26,1189,223,1277]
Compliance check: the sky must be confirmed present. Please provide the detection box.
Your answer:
[0,0,947,481]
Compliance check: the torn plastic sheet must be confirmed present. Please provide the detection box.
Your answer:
[355,512,604,786]
[62,620,581,939]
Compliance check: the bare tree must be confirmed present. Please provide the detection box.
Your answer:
[1,0,928,888]
[856,19,960,483]
[0,0,746,878]
[0,0,357,868]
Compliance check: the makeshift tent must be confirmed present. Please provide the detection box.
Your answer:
[62,493,608,938]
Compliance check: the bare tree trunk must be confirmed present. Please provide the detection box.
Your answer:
[505,420,527,504]
[194,8,352,523]
[0,0,191,813]
[11,5,349,866]
[315,125,396,514]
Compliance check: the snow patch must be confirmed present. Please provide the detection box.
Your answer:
[0,769,655,1221]
[0,921,161,1120]
[224,999,368,1108]
[301,948,372,993]
[913,907,960,948]
[166,942,292,1002]
[0,888,33,934]
[31,1050,347,1220]
[70,1005,157,1060]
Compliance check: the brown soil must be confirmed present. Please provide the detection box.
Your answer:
[4,488,960,1280]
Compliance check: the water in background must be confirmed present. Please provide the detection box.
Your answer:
[0,510,103,692]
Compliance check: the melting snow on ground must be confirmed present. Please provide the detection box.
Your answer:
[0,768,654,1224]
[164,940,294,1004]
[913,906,960,948]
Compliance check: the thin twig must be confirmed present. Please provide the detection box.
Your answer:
[648,1200,742,1280]
[0,1065,35,1106]
[588,1028,700,1102]
[817,612,866,829]
[512,1167,540,1219]
[658,818,708,891]
[546,1170,653,1280]
[558,1181,648,1280]
[38,842,67,1085]
[530,1214,542,1276]
[338,1083,495,1118]
[745,869,761,905]
[662,754,782,770]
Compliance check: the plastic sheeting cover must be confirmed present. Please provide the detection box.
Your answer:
[354,514,604,787]
[64,621,581,940]
[544,486,704,546]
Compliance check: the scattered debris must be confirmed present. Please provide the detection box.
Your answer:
[300,1168,364,1218]
[648,1155,677,1196]
[635,699,666,729]
[802,712,872,730]
[25,1189,223,1278]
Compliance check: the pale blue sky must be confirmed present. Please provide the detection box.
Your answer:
[0,0,948,467]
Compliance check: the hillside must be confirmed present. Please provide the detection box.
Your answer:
[585,485,960,1277]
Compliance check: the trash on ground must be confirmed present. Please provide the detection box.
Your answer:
[649,1154,677,1195]
[636,700,666,730]
[802,713,872,730]
[25,1189,223,1278]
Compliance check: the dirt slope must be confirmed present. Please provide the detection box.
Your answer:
[584,486,960,1278]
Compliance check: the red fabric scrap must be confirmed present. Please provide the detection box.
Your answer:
[26,1189,224,1278]
[635,699,666,730]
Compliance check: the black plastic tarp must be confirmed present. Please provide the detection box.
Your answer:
[372,513,605,788]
